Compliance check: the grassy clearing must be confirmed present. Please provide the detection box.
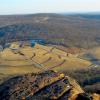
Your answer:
[0,44,92,84]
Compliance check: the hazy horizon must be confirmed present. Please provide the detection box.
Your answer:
[0,0,100,15]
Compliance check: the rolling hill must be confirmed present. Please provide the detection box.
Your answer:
[0,13,100,48]
[0,43,100,94]
[0,13,100,99]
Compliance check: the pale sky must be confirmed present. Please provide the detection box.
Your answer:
[0,0,100,15]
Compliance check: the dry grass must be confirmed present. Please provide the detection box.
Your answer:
[0,66,40,75]
[1,48,23,60]
[90,47,100,60]
[0,43,92,83]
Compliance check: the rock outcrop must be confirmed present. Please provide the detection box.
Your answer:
[0,70,99,100]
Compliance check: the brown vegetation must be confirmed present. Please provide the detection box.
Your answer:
[0,14,100,48]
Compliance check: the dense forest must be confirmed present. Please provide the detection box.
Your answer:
[0,13,100,48]
[64,67,100,93]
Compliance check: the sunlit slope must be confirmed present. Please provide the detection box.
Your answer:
[0,43,91,77]
[33,44,91,70]
[89,47,100,60]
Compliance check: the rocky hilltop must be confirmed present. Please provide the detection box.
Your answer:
[0,70,99,100]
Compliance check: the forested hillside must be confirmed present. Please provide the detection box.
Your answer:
[0,13,100,48]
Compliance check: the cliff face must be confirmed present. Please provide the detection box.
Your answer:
[0,70,99,100]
